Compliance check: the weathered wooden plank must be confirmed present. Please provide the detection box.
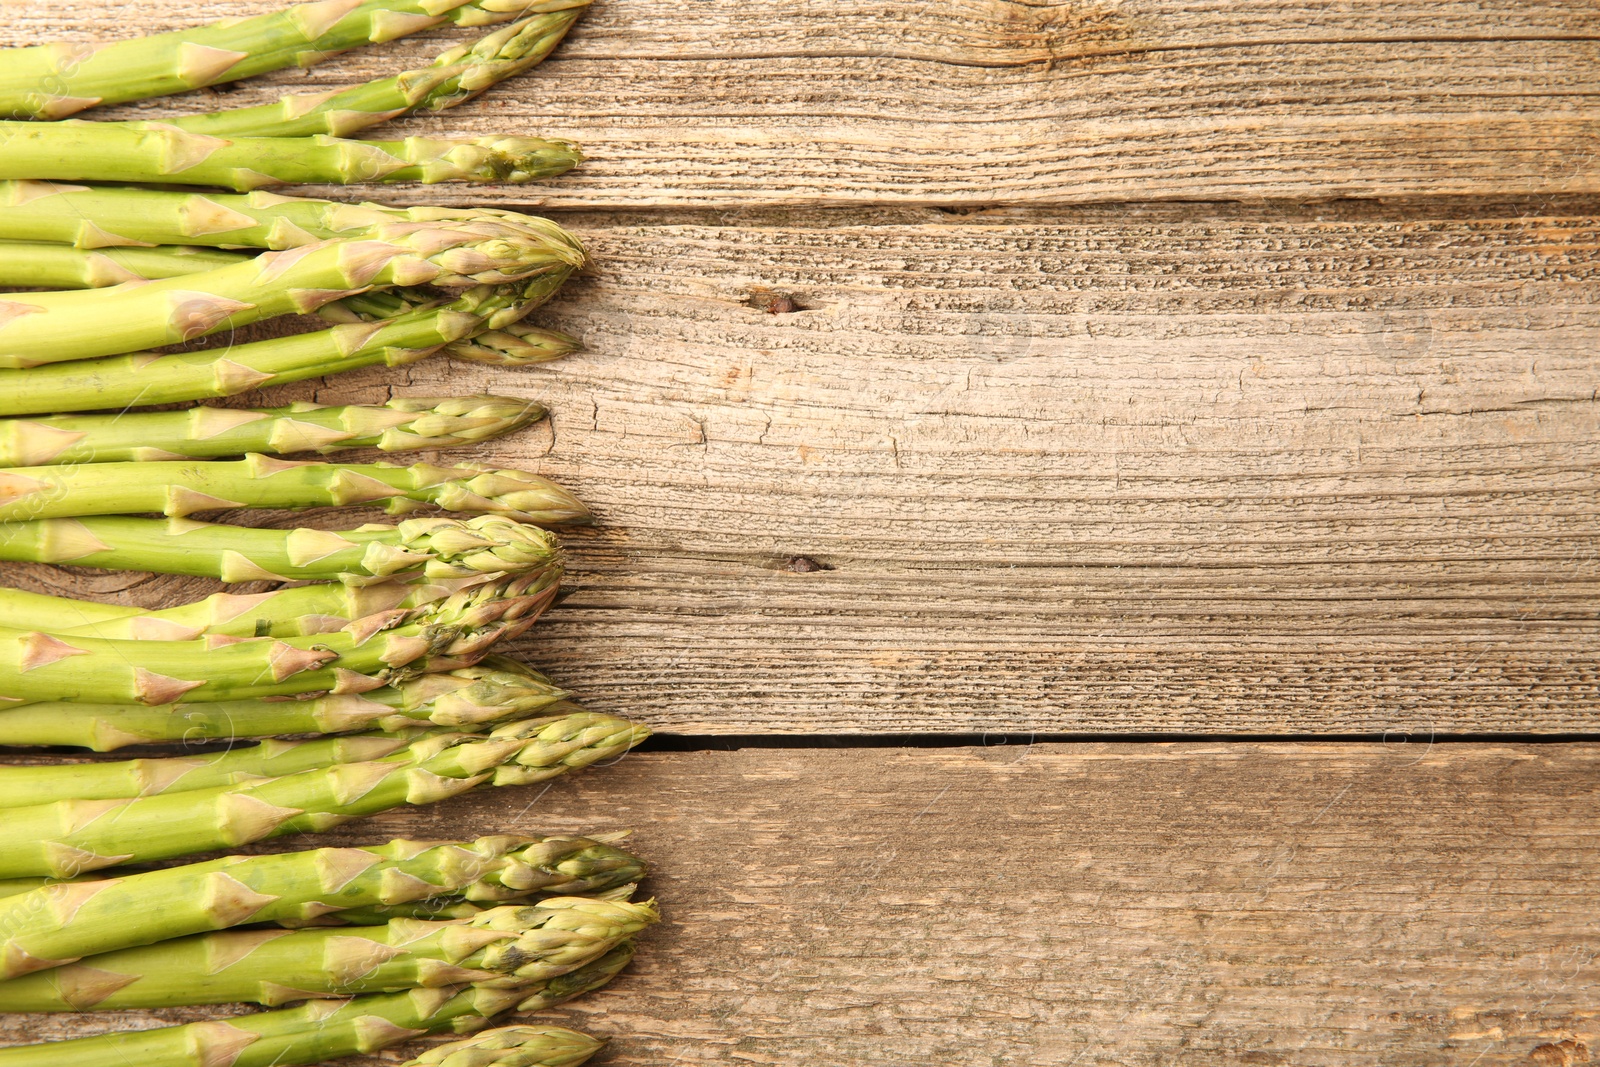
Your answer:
[12,199,1595,734]
[2,0,1597,207]
[2,744,1596,1065]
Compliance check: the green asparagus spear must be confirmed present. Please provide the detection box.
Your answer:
[0,221,581,368]
[0,730,426,809]
[0,0,567,119]
[0,713,647,877]
[0,896,655,1010]
[0,987,604,1066]
[442,320,582,364]
[0,873,638,916]
[0,569,560,706]
[0,514,560,584]
[0,878,46,898]
[278,877,639,928]
[0,396,545,465]
[0,243,582,370]
[0,698,604,805]
[0,834,645,977]
[407,1025,612,1067]
[0,241,247,287]
[170,2,591,139]
[0,877,499,908]
[0,587,150,635]
[0,661,571,751]
[0,183,581,254]
[23,577,485,640]
[0,454,590,524]
[0,273,572,417]
[0,122,582,190]
[330,285,584,363]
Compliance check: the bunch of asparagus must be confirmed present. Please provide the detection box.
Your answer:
[0,4,654,1064]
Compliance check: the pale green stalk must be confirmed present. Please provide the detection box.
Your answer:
[0,699,597,806]
[17,577,488,641]
[0,183,583,255]
[0,243,582,371]
[0,123,582,190]
[0,272,573,417]
[0,661,571,752]
[0,896,655,1009]
[0,396,545,465]
[0,987,607,1066]
[0,220,582,368]
[0,712,648,877]
[0,241,246,286]
[0,838,643,979]
[0,514,559,584]
[0,0,568,119]
[169,3,591,139]
[0,570,560,706]
[306,879,639,926]
[0,834,645,977]
[0,455,590,525]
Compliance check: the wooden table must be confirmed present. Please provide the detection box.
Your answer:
[2,1,1597,1063]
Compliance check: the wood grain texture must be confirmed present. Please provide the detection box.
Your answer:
[9,198,1595,734]
[2,744,1596,1065]
[1,0,1597,207]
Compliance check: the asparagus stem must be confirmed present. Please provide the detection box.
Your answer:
[0,242,582,370]
[0,731,430,809]
[0,587,147,635]
[0,874,637,914]
[0,896,655,1010]
[0,273,571,417]
[0,0,571,119]
[30,577,488,641]
[0,698,596,806]
[170,3,591,139]
[0,834,646,978]
[0,453,588,524]
[0,878,49,898]
[0,183,582,255]
[0,569,561,706]
[0,712,648,877]
[0,514,560,584]
[0,986,606,1066]
[0,241,247,288]
[0,660,572,752]
[0,221,582,368]
[0,396,546,465]
[0,123,582,190]
[293,877,640,927]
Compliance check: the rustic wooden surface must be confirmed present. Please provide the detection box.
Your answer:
[2,745,1597,1066]
[6,197,1597,734]
[1,0,1597,1063]
[12,0,1600,208]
